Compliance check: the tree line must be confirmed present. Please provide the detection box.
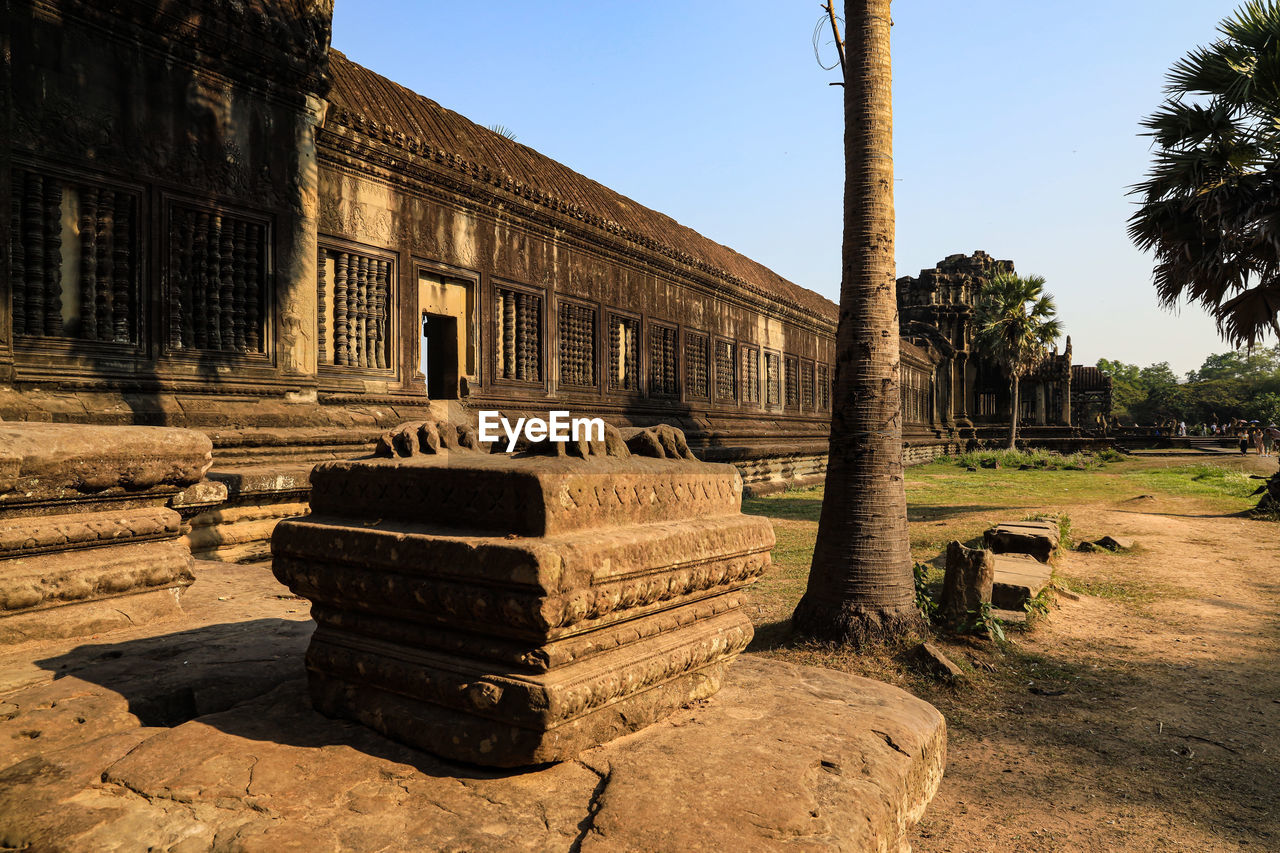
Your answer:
[1097,344,1280,426]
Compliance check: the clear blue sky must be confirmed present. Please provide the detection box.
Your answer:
[332,1,1247,378]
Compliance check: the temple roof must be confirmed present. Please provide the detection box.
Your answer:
[1071,365,1110,390]
[324,51,837,323]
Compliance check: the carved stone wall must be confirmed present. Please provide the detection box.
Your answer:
[3,0,329,395]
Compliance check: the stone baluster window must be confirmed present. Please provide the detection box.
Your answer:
[685,331,709,399]
[557,300,596,387]
[715,340,736,402]
[317,246,392,369]
[801,360,815,410]
[168,203,267,353]
[765,352,781,407]
[648,323,679,398]
[901,366,933,424]
[9,167,139,344]
[495,286,543,383]
[609,313,640,392]
[817,363,831,410]
[784,355,799,409]
[741,346,760,405]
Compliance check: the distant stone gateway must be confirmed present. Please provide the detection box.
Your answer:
[271,430,774,766]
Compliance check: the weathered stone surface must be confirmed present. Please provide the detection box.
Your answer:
[274,449,774,766]
[0,654,945,852]
[0,424,212,508]
[991,553,1052,610]
[306,453,745,537]
[983,520,1061,563]
[939,541,994,629]
[168,478,230,514]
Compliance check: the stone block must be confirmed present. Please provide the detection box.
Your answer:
[0,423,212,510]
[984,519,1061,563]
[939,540,994,628]
[273,451,774,766]
[913,641,965,683]
[991,553,1051,610]
[0,424,210,643]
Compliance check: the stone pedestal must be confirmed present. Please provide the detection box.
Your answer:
[0,424,213,644]
[272,451,774,767]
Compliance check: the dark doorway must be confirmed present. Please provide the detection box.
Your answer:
[421,313,459,399]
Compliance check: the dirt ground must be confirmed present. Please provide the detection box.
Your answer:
[905,454,1280,852]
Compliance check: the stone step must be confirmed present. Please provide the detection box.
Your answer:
[991,553,1051,610]
[984,520,1060,563]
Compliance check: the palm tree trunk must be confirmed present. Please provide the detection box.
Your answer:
[1009,373,1020,449]
[793,0,919,645]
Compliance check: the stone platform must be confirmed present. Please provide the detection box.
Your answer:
[0,560,946,852]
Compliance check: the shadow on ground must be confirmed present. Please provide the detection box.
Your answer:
[33,619,515,780]
[744,496,1007,524]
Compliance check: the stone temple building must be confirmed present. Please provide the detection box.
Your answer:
[896,251,1108,457]
[1,1,1106,560]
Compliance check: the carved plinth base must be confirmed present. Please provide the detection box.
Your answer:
[306,612,747,766]
[0,424,212,644]
[273,450,774,766]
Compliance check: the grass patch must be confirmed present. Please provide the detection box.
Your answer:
[1130,464,1258,503]
[1055,572,1187,609]
[955,448,1107,471]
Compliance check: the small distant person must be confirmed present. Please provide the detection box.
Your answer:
[1254,428,1266,456]
[1240,431,1251,455]
[1178,420,1187,437]
[1264,425,1279,458]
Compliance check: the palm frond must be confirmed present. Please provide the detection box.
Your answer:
[1132,1,1280,347]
